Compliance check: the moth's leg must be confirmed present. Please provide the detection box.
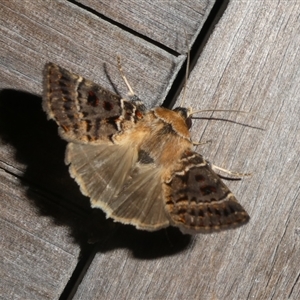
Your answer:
[117,56,136,97]
[211,164,251,178]
[192,139,212,146]
[117,56,146,111]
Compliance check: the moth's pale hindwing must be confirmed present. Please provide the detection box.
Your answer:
[65,142,170,230]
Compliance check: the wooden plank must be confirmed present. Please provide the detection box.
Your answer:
[179,1,300,298]
[72,1,300,299]
[0,170,82,299]
[0,1,215,299]
[75,0,216,53]
[0,0,184,108]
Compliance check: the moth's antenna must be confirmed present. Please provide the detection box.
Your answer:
[192,139,212,146]
[189,109,273,123]
[117,56,135,96]
[180,30,190,107]
[189,109,248,116]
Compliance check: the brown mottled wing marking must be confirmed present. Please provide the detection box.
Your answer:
[43,63,138,143]
[164,151,250,234]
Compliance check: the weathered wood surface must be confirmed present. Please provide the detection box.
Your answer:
[73,1,300,299]
[74,0,215,52]
[1,0,299,299]
[0,0,216,299]
[0,170,82,299]
[0,0,189,108]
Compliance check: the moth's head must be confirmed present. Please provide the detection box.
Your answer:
[172,107,193,129]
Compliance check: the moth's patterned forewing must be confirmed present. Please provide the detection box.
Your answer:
[43,63,250,234]
[43,63,144,144]
[164,151,249,234]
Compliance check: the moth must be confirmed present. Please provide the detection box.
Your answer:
[43,62,250,234]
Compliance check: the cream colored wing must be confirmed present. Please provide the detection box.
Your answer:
[66,142,169,231]
[65,142,137,204]
[107,163,169,230]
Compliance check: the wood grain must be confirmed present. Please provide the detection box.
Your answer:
[4,0,299,299]
[0,0,184,108]
[0,170,81,299]
[0,0,216,299]
[72,1,300,299]
[75,0,215,53]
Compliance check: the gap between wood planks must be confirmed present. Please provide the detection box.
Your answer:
[66,0,229,108]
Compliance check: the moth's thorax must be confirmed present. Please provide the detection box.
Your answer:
[153,107,191,140]
[139,109,193,170]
